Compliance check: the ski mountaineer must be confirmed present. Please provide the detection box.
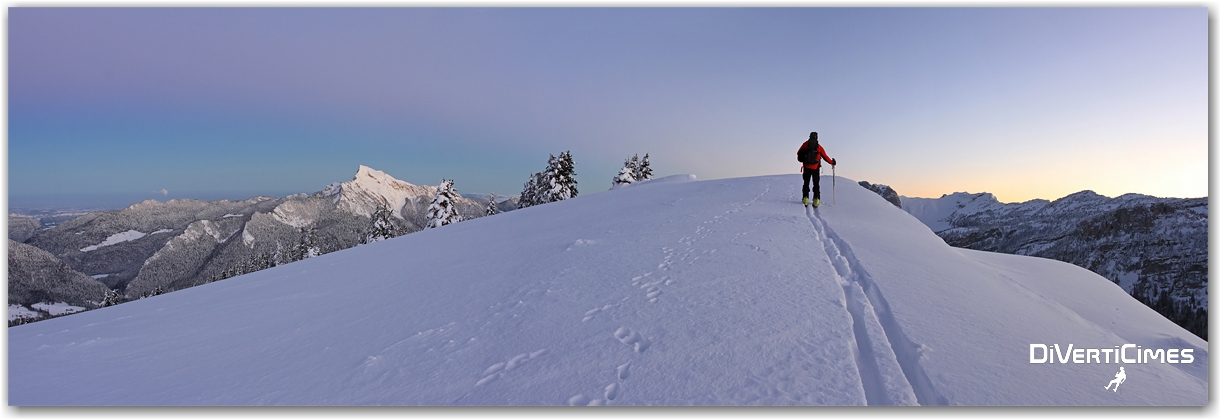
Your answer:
[797,131,836,207]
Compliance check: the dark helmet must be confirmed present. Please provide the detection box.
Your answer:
[809,132,818,140]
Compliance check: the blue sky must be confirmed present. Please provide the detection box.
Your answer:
[8,7,1208,208]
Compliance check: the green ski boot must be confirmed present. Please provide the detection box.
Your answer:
[812,198,821,208]
[803,197,809,207]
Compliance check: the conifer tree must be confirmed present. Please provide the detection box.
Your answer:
[101,289,122,307]
[519,174,534,209]
[366,202,399,243]
[635,153,653,181]
[426,178,463,228]
[540,154,559,203]
[291,227,319,261]
[486,193,501,216]
[144,286,165,298]
[546,151,578,202]
[520,151,577,207]
[519,171,543,209]
[273,241,287,266]
[612,160,636,187]
[304,227,320,258]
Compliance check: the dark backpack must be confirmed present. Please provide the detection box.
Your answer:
[800,139,819,165]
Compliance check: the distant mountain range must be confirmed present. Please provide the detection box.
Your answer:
[866,184,1206,340]
[9,165,517,320]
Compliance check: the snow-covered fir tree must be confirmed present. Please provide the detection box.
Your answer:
[141,286,166,299]
[485,193,501,216]
[101,289,122,307]
[426,178,463,228]
[291,227,320,261]
[545,151,578,202]
[520,151,578,207]
[540,154,559,203]
[612,162,636,187]
[519,171,543,209]
[612,153,652,188]
[635,153,653,181]
[273,242,288,266]
[365,202,400,243]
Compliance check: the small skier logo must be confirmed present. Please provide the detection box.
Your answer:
[1103,366,1126,392]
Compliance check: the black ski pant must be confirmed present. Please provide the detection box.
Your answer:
[802,167,820,200]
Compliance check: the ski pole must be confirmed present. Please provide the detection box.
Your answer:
[832,164,836,205]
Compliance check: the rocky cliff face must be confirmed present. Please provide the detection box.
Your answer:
[857,181,902,208]
[900,190,1208,340]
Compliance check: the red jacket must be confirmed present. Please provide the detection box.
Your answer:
[797,141,834,170]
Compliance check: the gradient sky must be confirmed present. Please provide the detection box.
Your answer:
[8,7,1208,208]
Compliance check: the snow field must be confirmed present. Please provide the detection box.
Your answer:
[79,229,147,252]
[8,303,87,321]
[8,174,1207,406]
[10,305,41,321]
[31,302,88,316]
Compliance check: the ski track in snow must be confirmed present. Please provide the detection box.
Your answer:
[806,205,941,406]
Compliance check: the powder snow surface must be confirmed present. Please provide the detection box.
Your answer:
[8,175,1206,405]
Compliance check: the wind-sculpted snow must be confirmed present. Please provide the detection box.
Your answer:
[8,175,1206,405]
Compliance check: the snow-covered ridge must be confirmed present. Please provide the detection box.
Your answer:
[9,175,1205,406]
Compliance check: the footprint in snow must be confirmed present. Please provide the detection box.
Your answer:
[617,361,631,379]
[646,287,662,303]
[604,383,620,400]
[614,327,651,353]
[475,349,548,387]
[582,304,618,322]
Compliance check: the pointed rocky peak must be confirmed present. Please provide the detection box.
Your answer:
[332,165,437,218]
[352,165,418,189]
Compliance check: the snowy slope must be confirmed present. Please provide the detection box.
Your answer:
[816,183,1206,405]
[8,175,1206,405]
[899,190,1208,341]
